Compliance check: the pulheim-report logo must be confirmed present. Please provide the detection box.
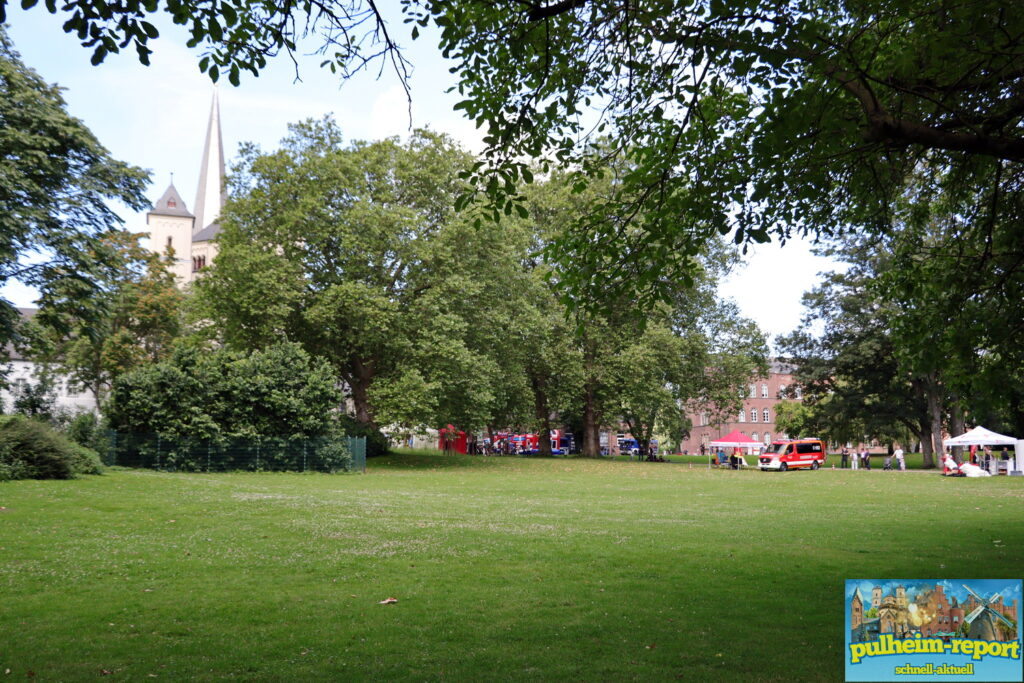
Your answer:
[845,580,1022,682]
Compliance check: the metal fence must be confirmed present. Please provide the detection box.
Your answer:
[104,431,366,473]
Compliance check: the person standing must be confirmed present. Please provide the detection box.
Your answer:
[851,447,859,470]
[841,447,849,469]
[862,448,871,470]
[894,447,905,471]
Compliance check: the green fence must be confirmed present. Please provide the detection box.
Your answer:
[104,431,366,473]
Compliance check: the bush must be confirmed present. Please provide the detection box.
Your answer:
[64,411,108,458]
[67,442,104,475]
[338,415,389,458]
[0,415,103,480]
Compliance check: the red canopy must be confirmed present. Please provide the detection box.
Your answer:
[709,430,761,448]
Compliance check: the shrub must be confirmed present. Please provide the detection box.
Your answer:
[0,415,103,480]
[64,411,108,458]
[67,442,104,475]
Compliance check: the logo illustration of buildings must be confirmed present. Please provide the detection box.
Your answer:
[850,583,1019,644]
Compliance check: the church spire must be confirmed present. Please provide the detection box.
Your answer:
[193,88,226,235]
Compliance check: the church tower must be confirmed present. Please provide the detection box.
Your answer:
[189,89,225,280]
[192,88,226,238]
[145,89,225,286]
[896,585,907,609]
[145,182,194,283]
[872,587,882,610]
[852,587,864,629]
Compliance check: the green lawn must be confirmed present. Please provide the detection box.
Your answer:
[2,452,1022,681]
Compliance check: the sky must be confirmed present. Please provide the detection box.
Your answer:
[3,7,839,345]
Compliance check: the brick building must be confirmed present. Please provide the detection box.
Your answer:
[680,361,799,454]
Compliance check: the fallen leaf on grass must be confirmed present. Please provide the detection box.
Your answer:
[378,597,398,605]
[100,670,113,675]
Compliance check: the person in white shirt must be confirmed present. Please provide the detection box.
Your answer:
[894,447,905,471]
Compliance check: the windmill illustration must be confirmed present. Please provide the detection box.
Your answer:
[963,584,1017,641]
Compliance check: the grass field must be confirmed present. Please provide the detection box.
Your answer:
[2,452,1022,681]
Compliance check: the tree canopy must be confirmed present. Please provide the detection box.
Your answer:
[0,26,149,355]
[11,1,1023,309]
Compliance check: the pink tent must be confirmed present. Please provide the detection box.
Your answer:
[709,430,761,448]
[708,430,762,468]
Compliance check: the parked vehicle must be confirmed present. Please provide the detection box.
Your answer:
[759,438,827,471]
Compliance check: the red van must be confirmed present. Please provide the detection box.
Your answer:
[759,438,827,471]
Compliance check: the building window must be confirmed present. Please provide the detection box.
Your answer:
[751,432,758,443]
[761,383,768,398]
[168,198,176,208]
[737,410,745,423]
[750,408,758,423]
[795,386,803,399]
[699,412,707,427]
[763,408,770,423]
[763,433,771,445]
[166,236,173,250]
[749,384,756,398]
[778,384,787,398]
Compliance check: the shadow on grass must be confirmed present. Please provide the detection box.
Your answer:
[372,449,520,470]
[373,448,586,470]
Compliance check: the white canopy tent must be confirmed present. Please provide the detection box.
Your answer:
[943,426,1017,447]
[943,426,1021,476]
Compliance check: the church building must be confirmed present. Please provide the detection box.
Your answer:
[145,90,226,285]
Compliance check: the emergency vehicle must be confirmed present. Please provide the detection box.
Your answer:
[759,438,827,471]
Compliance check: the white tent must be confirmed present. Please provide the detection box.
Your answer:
[944,426,1020,476]
[943,426,1017,447]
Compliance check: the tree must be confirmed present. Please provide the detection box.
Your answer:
[0,27,149,357]
[192,120,503,433]
[778,249,935,465]
[421,1,1024,308]
[30,231,183,405]
[9,375,57,420]
[529,164,767,457]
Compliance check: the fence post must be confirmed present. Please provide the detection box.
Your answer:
[207,442,212,472]
[303,442,307,473]
[256,438,260,471]
[156,433,161,470]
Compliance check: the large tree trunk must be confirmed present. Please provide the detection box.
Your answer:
[949,399,966,464]
[925,374,944,469]
[918,416,934,467]
[529,372,553,457]
[350,360,376,425]
[582,380,600,457]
